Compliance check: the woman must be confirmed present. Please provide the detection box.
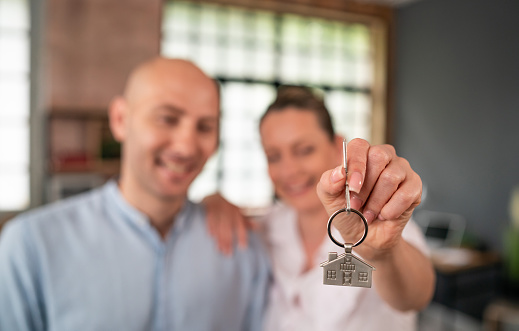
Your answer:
[206,86,435,331]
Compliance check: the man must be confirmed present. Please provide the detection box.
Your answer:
[0,57,269,331]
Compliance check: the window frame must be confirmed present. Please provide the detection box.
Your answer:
[174,0,394,145]
[161,0,394,208]
[0,0,45,223]
[0,0,31,217]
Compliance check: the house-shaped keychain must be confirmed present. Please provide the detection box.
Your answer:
[320,248,375,288]
[322,140,376,288]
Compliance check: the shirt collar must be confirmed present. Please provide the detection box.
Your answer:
[102,179,193,241]
[103,179,149,228]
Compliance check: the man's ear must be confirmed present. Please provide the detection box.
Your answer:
[108,96,128,143]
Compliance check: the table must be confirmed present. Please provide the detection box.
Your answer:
[431,248,501,320]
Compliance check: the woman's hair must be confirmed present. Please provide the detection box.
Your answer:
[260,85,335,141]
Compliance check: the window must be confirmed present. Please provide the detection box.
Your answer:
[327,270,337,280]
[359,272,369,282]
[340,263,355,271]
[0,0,30,211]
[162,0,384,208]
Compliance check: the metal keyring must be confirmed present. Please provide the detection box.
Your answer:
[327,208,368,248]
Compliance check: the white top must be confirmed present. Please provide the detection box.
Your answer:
[261,202,429,331]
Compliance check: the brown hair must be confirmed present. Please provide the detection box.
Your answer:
[260,85,335,141]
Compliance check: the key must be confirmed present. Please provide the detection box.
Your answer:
[320,139,375,288]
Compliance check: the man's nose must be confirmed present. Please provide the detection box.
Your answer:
[171,123,198,157]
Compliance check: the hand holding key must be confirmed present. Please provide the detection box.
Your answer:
[317,138,423,262]
[317,138,434,311]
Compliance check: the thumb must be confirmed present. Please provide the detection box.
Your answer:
[317,165,347,216]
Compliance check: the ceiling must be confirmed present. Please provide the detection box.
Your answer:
[353,0,423,7]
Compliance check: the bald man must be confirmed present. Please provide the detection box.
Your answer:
[0,57,270,331]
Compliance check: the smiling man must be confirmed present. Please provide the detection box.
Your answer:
[0,57,269,331]
[111,58,221,237]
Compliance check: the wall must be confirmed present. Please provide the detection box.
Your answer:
[40,0,162,202]
[45,0,162,111]
[395,0,519,251]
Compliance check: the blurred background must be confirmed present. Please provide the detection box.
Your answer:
[1,0,519,329]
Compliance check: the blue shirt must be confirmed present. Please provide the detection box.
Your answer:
[0,181,270,331]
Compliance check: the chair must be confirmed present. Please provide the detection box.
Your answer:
[414,210,466,249]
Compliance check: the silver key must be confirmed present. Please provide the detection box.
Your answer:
[320,139,375,288]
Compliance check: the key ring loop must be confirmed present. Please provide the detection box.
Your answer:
[327,208,368,248]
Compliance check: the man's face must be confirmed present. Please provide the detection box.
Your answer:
[120,66,219,201]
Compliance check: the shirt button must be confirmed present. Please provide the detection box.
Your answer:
[293,295,301,307]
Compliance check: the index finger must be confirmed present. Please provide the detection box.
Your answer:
[346,138,370,194]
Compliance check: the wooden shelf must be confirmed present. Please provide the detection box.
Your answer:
[50,158,120,176]
[48,110,121,178]
[48,108,109,120]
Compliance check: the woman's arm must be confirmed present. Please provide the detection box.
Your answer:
[202,193,251,255]
[317,138,435,311]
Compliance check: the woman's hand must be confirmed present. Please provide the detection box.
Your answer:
[317,138,422,262]
[317,138,434,311]
[202,193,251,255]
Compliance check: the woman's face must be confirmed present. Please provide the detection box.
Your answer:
[260,108,341,212]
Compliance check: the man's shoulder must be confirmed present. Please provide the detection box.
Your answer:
[2,186,106,237]
[189,200,264,243]
[188,200,270,264]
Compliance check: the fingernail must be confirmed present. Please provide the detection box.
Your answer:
[331,166,345,183]
[349,172,363,193]
[364,210,376,224]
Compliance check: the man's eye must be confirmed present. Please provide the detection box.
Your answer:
[266,154,280,164]
[296,145,314,156]
[158,115,179,125]
[198,123,217,133]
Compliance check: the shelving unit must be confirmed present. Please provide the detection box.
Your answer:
[46,109,121,201]
[48,109,120,176]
